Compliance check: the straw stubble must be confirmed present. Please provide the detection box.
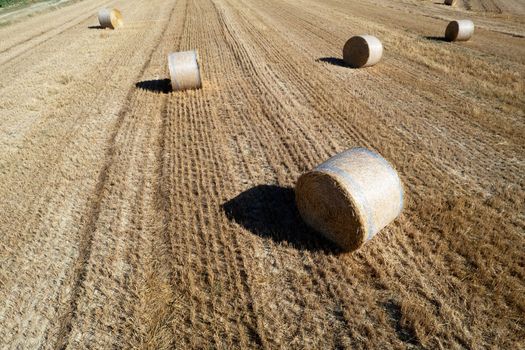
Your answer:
[1,0,523,348]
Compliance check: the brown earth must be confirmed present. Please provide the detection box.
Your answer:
[0,0,523,348]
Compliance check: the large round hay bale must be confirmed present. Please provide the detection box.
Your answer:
[168,50,202,91]
[445,20,474,41]
[342,35,383,68]
[98,8,123,29]
[296,148,404,251]
[444,0,457,6]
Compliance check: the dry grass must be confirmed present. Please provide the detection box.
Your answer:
[0,0,524,348]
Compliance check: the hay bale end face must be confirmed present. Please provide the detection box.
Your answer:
[168,50,202,91]
[445,20,474,41]
[98,8,123,29]
[295,148,404,251]
[342,35,383,68]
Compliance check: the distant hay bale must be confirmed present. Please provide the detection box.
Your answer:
[445,20,474,41]
[444,0,457,6]
[98,8,123,29]
[295,148,404,251]
[168,50,202,91]
[342,35,383,68]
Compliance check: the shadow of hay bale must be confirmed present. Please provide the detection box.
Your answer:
[135,79,172,94]
[316,57,348,67]
[222,185,340,253]
[424,35,449,42]
[87,25,105,29]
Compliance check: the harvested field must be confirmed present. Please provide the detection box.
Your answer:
[0,0,524,348]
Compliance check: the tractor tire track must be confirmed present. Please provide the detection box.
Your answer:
[53,0,180,347]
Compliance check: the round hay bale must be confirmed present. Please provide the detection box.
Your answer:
[295,148,404,251]
[98,8,123,29]
[342,35,383,68]
[168,50,202,91]
[444,0,457,6]
[445,20,474,41]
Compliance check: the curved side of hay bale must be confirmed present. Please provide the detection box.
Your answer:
[445,20,474,41]
[98,8,123,29]
[342,35,383,68]
[168,50,202,91]
[295,148,403,251]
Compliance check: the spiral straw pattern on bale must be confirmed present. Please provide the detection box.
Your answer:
[445,20,475,41]
[98,8,123,29]
[296,148,404,251]
[168,50,202,91]
[342,35,383,68]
